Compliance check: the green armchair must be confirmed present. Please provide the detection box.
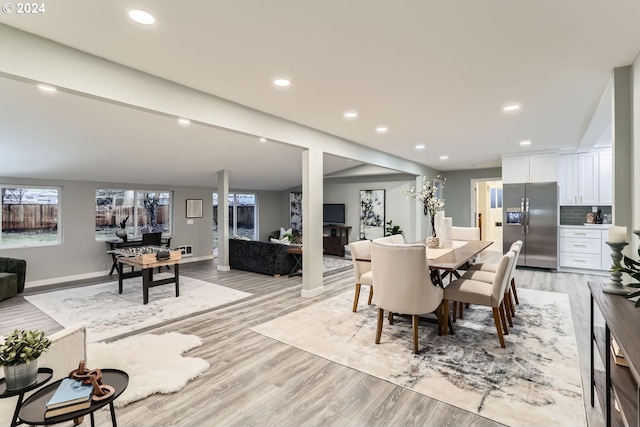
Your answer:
[0,257,26,302]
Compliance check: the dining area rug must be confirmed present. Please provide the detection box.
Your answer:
[251,288,586,427]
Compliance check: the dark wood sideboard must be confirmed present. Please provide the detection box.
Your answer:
[589,281,640,427]
[322,225,351,257]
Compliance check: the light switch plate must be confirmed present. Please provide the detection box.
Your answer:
[592,206,598,213]
[187,219,194,225]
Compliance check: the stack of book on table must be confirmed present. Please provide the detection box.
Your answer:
[611,337,629,368]
[44,378,93,418]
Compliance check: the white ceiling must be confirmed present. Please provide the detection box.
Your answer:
[1,1,640,190]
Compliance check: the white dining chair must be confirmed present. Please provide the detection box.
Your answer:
[371,241,444,353]
[348,240,374,312]
[443,251,515,348]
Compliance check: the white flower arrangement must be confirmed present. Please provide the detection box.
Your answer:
[401,174,446,217]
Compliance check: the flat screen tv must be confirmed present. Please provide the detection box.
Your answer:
[323,204,345,224]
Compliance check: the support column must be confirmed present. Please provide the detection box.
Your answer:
[217,169,230,271]
[301,148,325,298]
[612,66,633,256]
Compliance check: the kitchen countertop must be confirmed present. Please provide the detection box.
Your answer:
[559,224,610,229]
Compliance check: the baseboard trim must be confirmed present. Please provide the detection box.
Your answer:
[301,286,325,298]
[217,265,231,272]
[24,255,215,289]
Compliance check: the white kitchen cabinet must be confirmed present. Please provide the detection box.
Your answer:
[502,153,558,184]
[558,149,610,205]
[598,149,612,205]
[558,154,578,205]
[601,230,611,271]
[559,226,610,271]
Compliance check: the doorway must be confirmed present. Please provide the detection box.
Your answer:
[471,179,503,253]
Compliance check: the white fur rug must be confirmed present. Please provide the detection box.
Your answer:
[87,332,209,407]
[251,288,586,427]
[26,275,251,342]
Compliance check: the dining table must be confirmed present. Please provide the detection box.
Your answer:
[356,239,494,287]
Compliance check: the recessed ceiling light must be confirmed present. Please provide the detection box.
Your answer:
[128,9,155,25]
[37,84,57,93]
[178,118,190,126]
[415,144,425,150]
[519,140,532,146]
[273,78,291,88]
[344,111,358,119]
[259,137,267,143]
[503,104,521,112]
[375,126,388,134]
[439,155,449,160]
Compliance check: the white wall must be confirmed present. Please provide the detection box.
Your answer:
[0,176,215,286]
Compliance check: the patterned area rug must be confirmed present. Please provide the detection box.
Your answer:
[322,255,352,275]
[251,288,586,427]
[26,275,251,342]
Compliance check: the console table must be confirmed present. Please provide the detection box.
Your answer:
[323,225,351,257]
[589,281,640,427]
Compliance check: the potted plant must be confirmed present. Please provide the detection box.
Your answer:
[0,329,51,390]
[385,220,403,236]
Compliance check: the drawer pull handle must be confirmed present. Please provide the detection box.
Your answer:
[575,233,586,235]
[575,260,586,262]
[575,245,586,247]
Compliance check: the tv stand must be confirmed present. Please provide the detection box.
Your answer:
[323,225,351,257]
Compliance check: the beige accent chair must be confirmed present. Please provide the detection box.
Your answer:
[451,226,481,241]
[348,240,374,312]
[460,243,521,327]
[371,241,444,353]
[0,324,87,427]
[443,252,515,348]
[468,240,522,309]
[372,234,405,244]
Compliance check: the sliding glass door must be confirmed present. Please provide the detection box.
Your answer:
[213,193,256,249]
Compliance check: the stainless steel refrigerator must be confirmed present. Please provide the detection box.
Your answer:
[503,182,558,269]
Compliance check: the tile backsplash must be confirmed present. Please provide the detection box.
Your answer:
[560,205,612,225]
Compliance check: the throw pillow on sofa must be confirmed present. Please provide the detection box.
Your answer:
[279,227,292,239]
[270,237,291,245]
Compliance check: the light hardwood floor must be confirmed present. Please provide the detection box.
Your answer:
[0,257,607,427]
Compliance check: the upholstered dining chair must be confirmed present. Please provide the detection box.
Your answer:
[451,226,481,241]
[348,240,374,312]
[371,241,444,354]
[459,242,521,327]
[372,234,405,244]
[442,251,515,348]
[468,240,523,310]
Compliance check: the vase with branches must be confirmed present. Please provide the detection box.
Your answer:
[401,175,445,237]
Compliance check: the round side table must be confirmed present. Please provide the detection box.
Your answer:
[19,369,129,427]
[0,367,53,427]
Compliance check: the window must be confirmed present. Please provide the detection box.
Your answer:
[95,189,172,241]
[490,188,503,209]
[213,193,256,248]
[1,186,61,247]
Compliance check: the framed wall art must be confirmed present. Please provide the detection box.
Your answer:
[290,192,303,233]
[186,199,203,218]
[359,189,385,240]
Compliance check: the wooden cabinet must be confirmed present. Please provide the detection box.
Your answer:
[322,225,351,257]
[502,153,558,184]
[589,281,640,427]
[558,149,611,206]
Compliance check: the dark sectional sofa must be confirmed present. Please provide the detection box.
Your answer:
[0,257,27,302]
[229,239,297,277]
